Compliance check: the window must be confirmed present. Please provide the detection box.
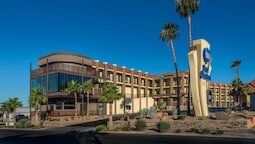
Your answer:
[155,80,160,87]
[134,77,138,85]
[107,71,113,81]
[148,80,153,87]
[117,73,122,82]
[141,79,145,86]
[125,76,131,83]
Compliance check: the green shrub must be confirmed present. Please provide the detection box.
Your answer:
[122,122,131,131]
[157,121,170,133]
[175,129,181,133]
[189,128,199,133]
[135,119,146,131]
[32,125,44,129]
[15,119,32,128]
[15,121,23,128]
[211,130,224,135]
[96,125,107,132]
[200,128,211,134]
[177,115,186,120]
[113,126,122,131]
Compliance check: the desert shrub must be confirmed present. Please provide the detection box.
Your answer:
[139,108,156,119]
[96,125,107,132]
[147,108,156,119]
[189,128,199,133]
[139,109,148,118]
[175,129,181,133]
[32,125,44,129]
[177,115,186,120]
[157,121,170,133]
[122,122,131,131]
[15,119,32,128]
[211,130,224,135]
[135,119,146,131]
[200,128,211,134]
[113,126,123,131]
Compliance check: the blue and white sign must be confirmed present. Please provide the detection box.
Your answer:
[200,48,211,81]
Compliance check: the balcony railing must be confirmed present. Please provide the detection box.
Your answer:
[32,63,97,78]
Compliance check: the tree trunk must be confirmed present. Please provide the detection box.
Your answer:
[187,14,193,116]
[108,103,113,131]
[236,66,241,111]
[13,110,16,123]
[187,72,191,115]
[35,110,39,125]
[74,93,77,117]
[86,92,90,117]
[187,15,193,48]
[6,112,9,127]
[169,40,180,115]
[81,93,84,118]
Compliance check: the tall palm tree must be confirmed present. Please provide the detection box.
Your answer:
[0,101,11,127]
[176,0,200,47]
[81,81,93,117]
[29,88,48,125]
[176,0,200,115]
[9,97,23,123]
[66,80,81,117]
[231,60,241,109]
[98,83,123,130]
[160,23,181,115]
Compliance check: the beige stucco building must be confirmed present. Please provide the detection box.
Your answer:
[31,52,234,116]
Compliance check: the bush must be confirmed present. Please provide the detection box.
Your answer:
[175,129,181,133]
[113,126,122,131]
[211,130,224,135]
[32,125,44,129]
[200,128,211,134]
[135,119,146,131]
[177,115,186,120]
[15,119,32,128]
[189,128,199,133]
[157,121,170,133]
[96,125,107,132]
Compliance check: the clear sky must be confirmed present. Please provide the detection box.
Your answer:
[0,0,254,106]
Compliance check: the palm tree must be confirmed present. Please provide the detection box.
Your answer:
[0,101,11,127]
[81,81,93,117]
[176,0,200,115]
[231,60,241,109]
[29,88,48,125]
[98,83,123,130]
[176,0,200,47]
[160,23,181,115]
[8,97,23,123]
[66,80,81,117]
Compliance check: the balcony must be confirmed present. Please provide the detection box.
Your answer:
[32,63,97,78]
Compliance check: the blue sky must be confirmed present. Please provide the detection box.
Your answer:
[0,0,254,106]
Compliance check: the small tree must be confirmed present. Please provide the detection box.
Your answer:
[66,80,81,117]
[8,97,23,123]
[230,79,250,110]
[29,88,48,125]
[98,83,123,130]
[0,101,11,127]
[81,81,93,117]
[0,97,22,127]
[156,98,166,120]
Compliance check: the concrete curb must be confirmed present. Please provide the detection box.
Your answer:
[100,131,255,139]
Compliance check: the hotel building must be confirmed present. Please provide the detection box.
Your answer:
[30,52,234,116]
